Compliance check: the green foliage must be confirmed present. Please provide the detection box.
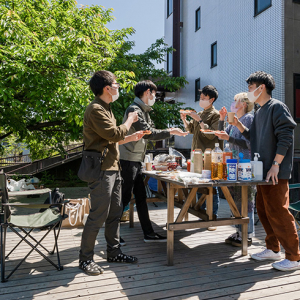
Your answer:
[0,0,188,159]
[65,168,79,187]
[40,170,55,186]
[0,133,26,157]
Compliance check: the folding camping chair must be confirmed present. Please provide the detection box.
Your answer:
[0,172,68,282]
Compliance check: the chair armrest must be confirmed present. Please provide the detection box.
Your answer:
[2,202,69,209]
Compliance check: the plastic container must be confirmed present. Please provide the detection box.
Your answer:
[223,143,233,163]
[203,148,212,171]
[187,159,191,172]
[227,159,238,181]
[211,143,223,180]
[193,149,203,174]
[238,153,252,181]
[190,150,195,172]
[251,153,263,181]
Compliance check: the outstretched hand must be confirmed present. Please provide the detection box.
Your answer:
[219,107,227,121]
[169,128,189,137]
[130,130,145,142]
[214,131,229,141]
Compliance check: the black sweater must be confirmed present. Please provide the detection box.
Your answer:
[242,99,296,179]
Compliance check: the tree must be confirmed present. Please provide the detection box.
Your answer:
[0,0,188,159]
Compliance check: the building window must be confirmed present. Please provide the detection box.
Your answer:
[167,52,172,74]
[195,78,200,102]
[293,0,300,3]
[294,74,300,122]
[255,0,272,16]
[167,0,173,18]
[195,7,201,31]
[211,42,217,68]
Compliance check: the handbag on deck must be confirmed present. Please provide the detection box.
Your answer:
[61,198,90,227]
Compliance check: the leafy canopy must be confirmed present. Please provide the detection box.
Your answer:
[0,0,188,159]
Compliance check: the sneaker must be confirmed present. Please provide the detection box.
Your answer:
[231,237,252,247]
[79,260,103,276]
[120,237,126,246]
[144,232,167,243]
[250,248,282,261]
[225,232,239,244]
[272,259,300,271]
[107,253,138,263]
[207,227,217,231]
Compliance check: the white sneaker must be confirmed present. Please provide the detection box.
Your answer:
[250,248,281,261]
[272,259,300,271]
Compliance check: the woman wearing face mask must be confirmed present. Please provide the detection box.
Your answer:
[215,92,255,247]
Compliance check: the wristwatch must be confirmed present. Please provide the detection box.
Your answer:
[272,161,280,166]
[198,119,203,125]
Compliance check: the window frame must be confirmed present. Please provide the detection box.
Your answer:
[211,42,217,68]
[254,0,272,17]
[294,73,300,123]
[167,52,173,74]
[195,7,201,32]
[195,78,201,102]
[167,0,173,18]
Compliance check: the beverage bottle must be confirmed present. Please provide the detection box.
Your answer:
[222,143,232,180]
[193,149,203,174]
[223,143,233,163]
[211,143,223,180]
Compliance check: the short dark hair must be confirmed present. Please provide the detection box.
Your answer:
[246,71,275,95]
[89,70,116,96]
[200,85,218,102]
[134,80,157,99]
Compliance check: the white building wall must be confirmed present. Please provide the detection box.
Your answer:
[164,0,285,149]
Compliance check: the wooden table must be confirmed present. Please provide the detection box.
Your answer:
[143,171,273,266]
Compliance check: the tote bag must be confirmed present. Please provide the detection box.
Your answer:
[62,198,90,227]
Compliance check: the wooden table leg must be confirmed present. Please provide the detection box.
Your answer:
[241,185,248,256]
[206,187,213,220]
[167,183,175,266]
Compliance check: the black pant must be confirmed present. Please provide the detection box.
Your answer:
[120,160,154,236]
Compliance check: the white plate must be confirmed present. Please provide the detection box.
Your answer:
[200,131,216,135]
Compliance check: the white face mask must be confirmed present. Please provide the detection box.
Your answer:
[247,85,262,103]
[199,99,211,109]
[109,88,119,102]
[148,93,156,106]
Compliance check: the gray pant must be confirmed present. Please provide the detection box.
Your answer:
[79,170,123,261]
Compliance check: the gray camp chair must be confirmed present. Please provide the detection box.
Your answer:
[0,172,68,282]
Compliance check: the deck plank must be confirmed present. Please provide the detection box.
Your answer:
[1,199,300,300]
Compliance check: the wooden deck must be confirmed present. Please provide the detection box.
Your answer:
[1,199,300,300]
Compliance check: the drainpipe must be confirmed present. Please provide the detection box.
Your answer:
[172,0,180,77]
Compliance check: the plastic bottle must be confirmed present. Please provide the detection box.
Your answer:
[238,153,252,181]
[222,143,232,180]
[211,143,223,180]
[251,153,263,181]
[193,149,203,174]
[223,143,233,163]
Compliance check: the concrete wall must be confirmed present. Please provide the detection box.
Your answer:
[285,0,300,150]
[165,0,285,149]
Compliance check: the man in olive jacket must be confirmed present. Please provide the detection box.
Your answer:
[119,80,188,244]
[79,71,144,276]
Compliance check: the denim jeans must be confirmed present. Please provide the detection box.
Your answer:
[198,187,220,216]
[236,210,254,238]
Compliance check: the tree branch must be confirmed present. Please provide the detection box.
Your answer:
[0,131,13,140]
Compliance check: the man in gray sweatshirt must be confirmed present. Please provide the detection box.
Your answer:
[232,71,300,271]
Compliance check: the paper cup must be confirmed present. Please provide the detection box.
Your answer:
[228,112,235,123]
[146,162,152,171]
